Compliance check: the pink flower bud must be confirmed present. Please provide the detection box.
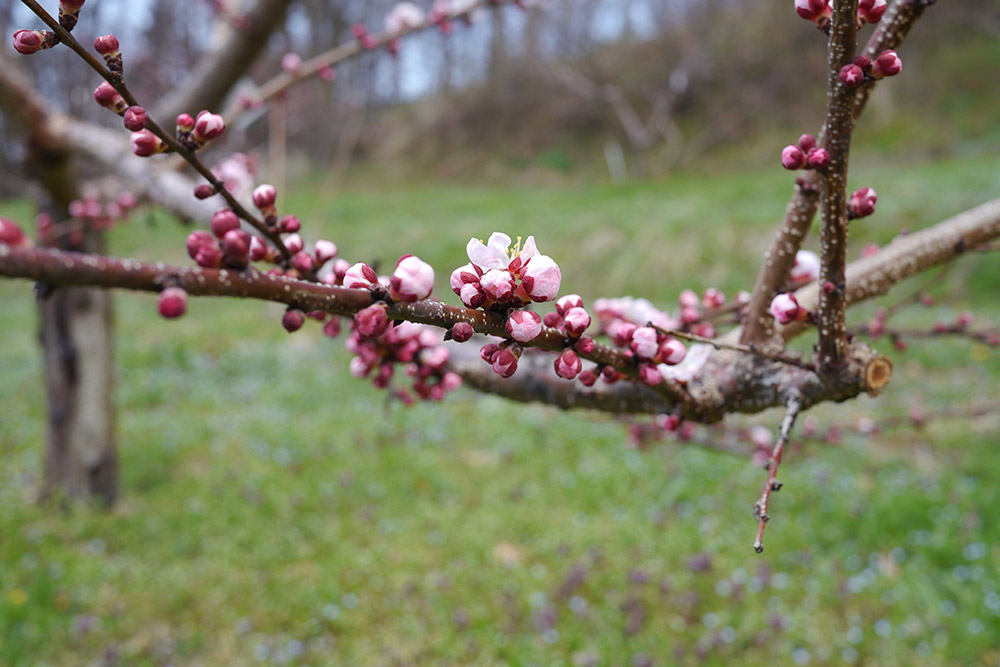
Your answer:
[385,2,426,33]
[193,112,225,143]
[249,236,269,262]
[521,255,562,302]
[0,218,28,247]
[282,309,305,333]
[574,336,595,355]
[450,263,479,295]
[956,311,973,328]
[795,0,831,23]
[279,215,301,233]
[291,250,314,273]
[355,303,389,338]
[94,34,119,55]
[839,64,865,88]
[678,289,699,309]
[797,134,816,153]
[93,82,127,113]
[223,229,251,267]
[848,187,877,218]
[630,326,659,360]
[853,54,872,70]
[252,184,277,210]
[451,322,474,342]
[480,268,516,301]
[283,233,304,254]
[872,50,902,78]
[790,249,821,284]
[318,65,336,82]
[158,287,187,319]
[460,283,485,308]
[702,288,725,310]
[314,239,337,264]
[480,343,500,363]
[194,244,222,269]
[543,311,563,328]
[322,316,342,338]
[344,262,379,289]
[657,338,687,365]
[562,306,591,337]
[858,0,887,24]
[691,322,715,338]
[769,293,801,325]
[186,230,214,258]
[555,294,584,315]
[281,52,302,72]
[578,369,597,386]
[13,29,45,55]
[391,254,435,302]
[806,148,830,170]
[194,184,216,199]
[121,106,147,131]
[176,113,195,133]
[639,363,662,386]
[130,129,165,157]
[781,144,806,170]
[506,309,543,343]
[680,306,700,325]
[610,321,637,347]
[554,350,582,380]
[210,209,240,239]
[492,348,519,378]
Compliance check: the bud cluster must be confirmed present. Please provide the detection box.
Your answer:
[780,134,830,171]
[169,111,226,153]
[839,50,902,89]
[347,320,462,403]
[451,232,562,314]
[794,0,886,30]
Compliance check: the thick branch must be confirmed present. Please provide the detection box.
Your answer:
[815,0,859,372]
[741,0,933,346]
[781,198,1000,339]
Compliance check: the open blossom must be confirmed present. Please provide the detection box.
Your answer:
[391,254,434,302]
[462,232,561,304]
[790,249,820,284]
[385,2,426,33]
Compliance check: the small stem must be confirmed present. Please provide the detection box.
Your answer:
[649,324,816,372]
[753,398,802,553]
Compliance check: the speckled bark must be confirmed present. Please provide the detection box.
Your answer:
[815,0,859,373]
[741,0,933,347]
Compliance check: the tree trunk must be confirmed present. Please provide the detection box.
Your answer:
[39,273,118,506]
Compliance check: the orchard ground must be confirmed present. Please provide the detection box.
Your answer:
[1,141,999,665]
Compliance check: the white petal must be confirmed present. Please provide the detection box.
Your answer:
[467,238,506,270]
[520,236,539,260]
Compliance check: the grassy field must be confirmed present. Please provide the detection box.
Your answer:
[1,143,999,665]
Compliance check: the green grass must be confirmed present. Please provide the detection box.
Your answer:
[1,143,999,665]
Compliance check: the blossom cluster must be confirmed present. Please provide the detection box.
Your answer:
[780,134,829,171]
[839,50,902,89]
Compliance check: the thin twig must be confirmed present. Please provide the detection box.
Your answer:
[19,0,300,270]
[648,324,816,372]
[753,398,802,553]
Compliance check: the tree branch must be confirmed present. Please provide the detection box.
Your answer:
[752,398,801,553]
[741,0,933,346]
[815,0,860,372]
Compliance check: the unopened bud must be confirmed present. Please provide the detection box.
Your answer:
[355,303,390,338]
[194,184,217,199]
[344,262,379,289]
[770,293,801,325]
[130,129,166,157]
[574,336,595,355]
[806,148,830,169]
[93,82,127,114]
[193,111,225,143]
[291,251,314,273]
[278,215,301,233]
[282,309,306,333]
[794,0,832,24]
[176,113,195,133]
[492,347,519,378]
[639,363,663,386]
[314,239,337,264]
[252,184,277,211]
[13,29,47,55]
[158,286,188,319]
[562,306,591,337]
[872,50,902,78]
[657,338,687,365]
[506,309,543,343]
[0,218,29,247]
[848,186,877,218]
[554,350,582,380]
[322,316,342,338]
[122,106,147,131]
[210,209,240,239]
[781,144,806,170]
[390,254,435,302]
[857,0,887,24]
[94,34,119,55]
[450,322,474,342]
[249,235,270,262]
[702,288,725,310]
[839,64,864,88]
[223,229,251,268]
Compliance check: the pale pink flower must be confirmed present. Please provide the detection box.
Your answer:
[385,2,426,33]
[391,254,435,302]
[506,310,543,343]
[344,262,379,289]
